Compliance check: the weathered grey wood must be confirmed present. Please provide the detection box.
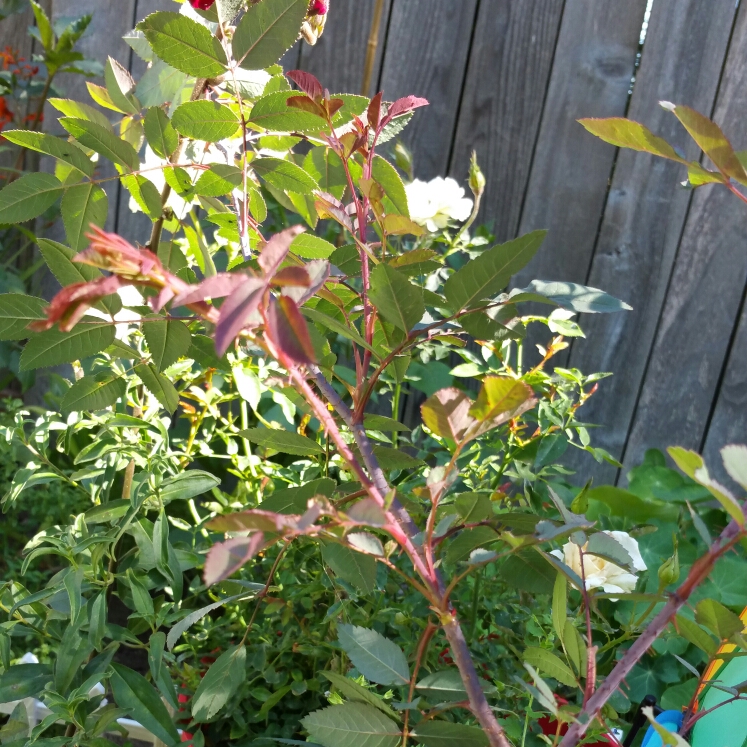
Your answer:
[563,0,739,485]
[379,0,479,180]
[513,0,647,290]
[297,0,392,96]
[449,0,564,241]
[621,3,747,475]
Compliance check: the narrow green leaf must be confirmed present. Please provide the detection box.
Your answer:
[20,321,115,370]
[372,156,409,217]
[61,182,108,251]
[110,664,179,746]
[416,669,495,702]
[337,624,410,687]
[61,372,126,413]
[524,647,577,687]
[513,279,632,313]
[0,664,52,704]
[252,156,319,194]
[2,130,93,176]
[322,671,400,720]
[444,230,547,311]
[134,362,180,413]
[159,470,220,504]
[60,117,140,171]
[105,56,140,116]
[191,645,246,721]
[238,427,324,456]
[369,264,424,332]
[578,117,685,161]
[0,172,63,224]
[675,614,717,656]
[695,598,745,640]
[0,294,46,340]
[121,174,163,220]
[291,233,336,259]
[143,319,192,371]
[303,307,378,356]
[552,572,567,643]
[138,11,227,78]
[302,703,400,747]
[233,0,307,70]
[172,100,240,142]
[48,97,113,130]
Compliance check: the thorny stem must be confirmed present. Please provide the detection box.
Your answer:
[559,509,747,746]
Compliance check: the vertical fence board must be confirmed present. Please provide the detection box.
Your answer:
[621,3,747,474]
[449,0,564,242]
[379,0,478,180]
[513,0,647,290]
[297,0,391,96]
[563,0,739,485]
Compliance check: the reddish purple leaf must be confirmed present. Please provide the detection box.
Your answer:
[421,387,476,443]
[287,95,327,118]
[367,92,383,131]
[150,287,175,313]
[172,273,248,308]
[314,192,354,233]
[215,276,265,356]
[207,509,297,533]
[283,259,330,306]
[381,96,429,128]
[258,226,306,276]
[272,266,311,287]
[267,296,316,365]
[203,534,265,587]
[287,70,323,101]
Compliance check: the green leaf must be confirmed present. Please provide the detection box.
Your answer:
[586,485,677,523]
[252,156,319,194]
[172,100,240,142]
[416,668,495,702]
[445,526,497,564]
[371,445,423,470]
[110,664,179,746]
[0,664,52,703]
[291,233,336,259]
[337,624,410,687]
[136,59,190,109]
[0,172,63,224]
[675,615,717,656]
[30,1,53,49]
[0,294,46,340]
[239,427,324,456]
[191,645,246,721]
[61,372,126,413]
[143,319,191,371]
[369,264,424,332]
[514,279,632,313]
[60,118,140,171]
[138,11,227,78]
[303,307,378,356]
[322,672,400,720]
[20,321,115,370]
[304,146,349,199]
[443,230,546,311]
[552,573,567,642]
[523,647,577,687]
[668,446,745,526]
[500,550,555,595]
[261,477,335,514]
[122,174,163,219]
[159,470,220,504]
[372,156,409,217]
[695,598,745,640]
[578,117,686,162]
[667,103,747,183]
[2,130,93,176]
[194,164,243,197]
[250,90,327,133]
[134,362,180,413]
[143,106,179,159]
[48,97,113,130]
[412,722,489,747]
[563,619,588,675]
[105,56,140,115]
[61,182,108,251]
[302,703,400,747]
[469,376,535,422]
[585,531,634,569]
[322,543,377,594]
[233,0,307,70]
[722,444,747,492]
[85,500,130,524]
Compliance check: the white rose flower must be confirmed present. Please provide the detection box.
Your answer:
[551,531,647,596]
[405,176,474,232]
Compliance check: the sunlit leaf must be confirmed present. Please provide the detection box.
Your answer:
[337,624,409,686]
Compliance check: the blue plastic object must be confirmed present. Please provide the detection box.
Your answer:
[640,710,684,747]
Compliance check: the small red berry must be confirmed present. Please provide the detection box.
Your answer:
[309,0,328,15]
[190,0,215,9]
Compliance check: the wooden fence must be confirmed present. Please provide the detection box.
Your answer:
[3,0,747,488]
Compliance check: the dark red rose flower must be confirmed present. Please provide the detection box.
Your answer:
[190,0,215,9]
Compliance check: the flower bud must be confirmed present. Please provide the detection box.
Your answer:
[658,540,680,587]
[469,150,486,198]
